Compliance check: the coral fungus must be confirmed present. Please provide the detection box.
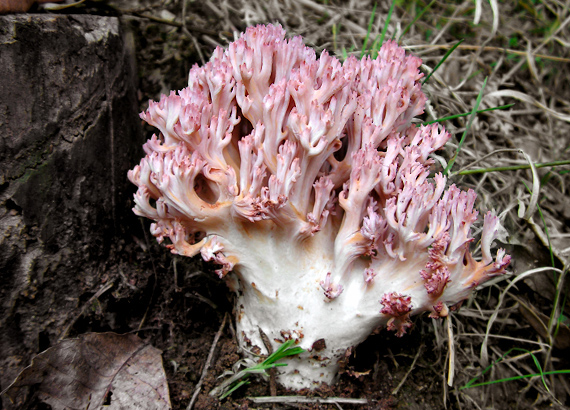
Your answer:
[128,24,510,389]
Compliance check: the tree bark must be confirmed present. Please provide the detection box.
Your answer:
[0,14,143,406]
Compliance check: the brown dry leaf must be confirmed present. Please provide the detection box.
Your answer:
[2,332,171,410]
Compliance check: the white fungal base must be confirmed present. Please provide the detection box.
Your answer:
[223,224,431,390]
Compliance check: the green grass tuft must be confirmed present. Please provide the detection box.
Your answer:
[210,340,305,399]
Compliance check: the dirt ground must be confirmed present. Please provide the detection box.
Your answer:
[3,0,570,409]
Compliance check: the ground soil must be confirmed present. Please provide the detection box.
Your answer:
[105,247,450,410]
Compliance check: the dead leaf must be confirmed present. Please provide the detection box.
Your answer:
[2,332,171,410]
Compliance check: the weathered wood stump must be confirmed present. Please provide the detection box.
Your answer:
[0,14,143,403]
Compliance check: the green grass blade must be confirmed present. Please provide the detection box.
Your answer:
[282,346,305,356]
[554,291,568,339]
[264,340,305,366]
[528,350,549,392]
[422,39,465,85]
[332,23,338,53]
[399,0,436,42]
[370,35,382,59]
[422,103,515,125]
[263,339,295,365]
[463,347,515,389]
[379,0,396,47]
[461,347,564,390]
[540,170,554,186]
[212,339,305,399]
[220,380,249,399]
[268,363,288,368]
[456,159,570,176]
[462,370,570,389]
[444,77,487,175]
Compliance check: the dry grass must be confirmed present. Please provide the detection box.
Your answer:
[110,0,570,408]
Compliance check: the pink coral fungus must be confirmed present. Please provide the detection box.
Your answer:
[128,24,510,389]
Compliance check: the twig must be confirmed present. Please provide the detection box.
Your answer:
[41,0,85,10]
[458,333,550,348]
[186,292,219,310]
[59,282,114,340]
[447,315,455,386]
[391,346,423,395]
[178,0,206,64]
[248,396,370,405]
[189,34,206,66]
[292,0,328,14]
[173,259,181,292]
[121,10,218,36]
[403,44,570,64]
[186,312,229,410]
[480,267,563,366]
[259,328,277,397]
[527,218,569,269]
[137,218,159,333]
